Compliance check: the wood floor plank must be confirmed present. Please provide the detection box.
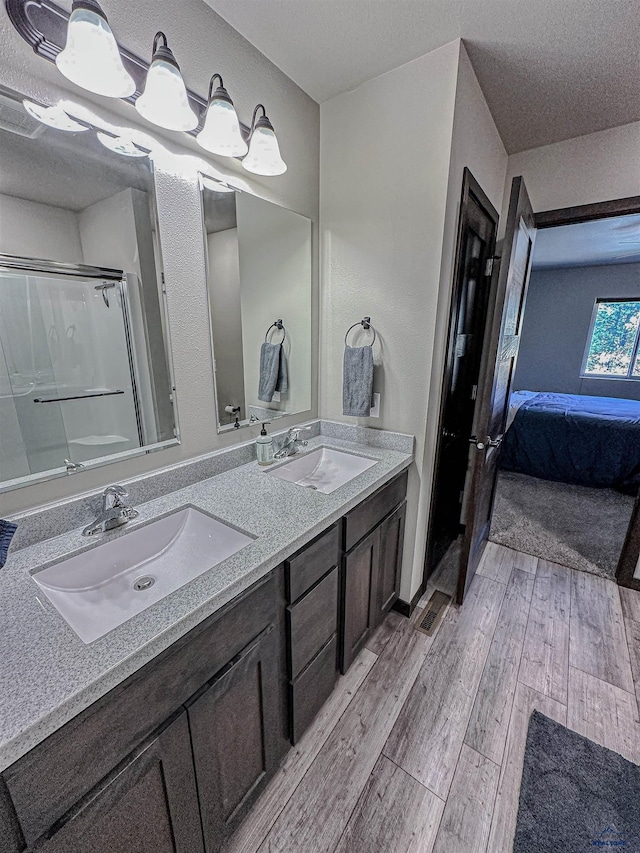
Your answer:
[625,617,640,707]
[383,574,506,800]
[465,569,535,764]
[487,682,567,853]
[513,550,538,575]
[567,666,640,765]
[257,612,435,853]
[518,559,571,705]
[477,542,516,584]
[620,586,640,624]
[569,571,635,693]
[224,648,377,853]
[334,756,444,853]
[365,610,403,655]
[431,744,499,853]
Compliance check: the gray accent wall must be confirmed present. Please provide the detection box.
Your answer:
[514,262,640,401]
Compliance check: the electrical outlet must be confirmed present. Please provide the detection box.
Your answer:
[370,393,381,418]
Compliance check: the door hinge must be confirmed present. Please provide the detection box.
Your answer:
[471,384,478,400]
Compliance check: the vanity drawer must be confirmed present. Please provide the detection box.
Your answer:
[3,570,283,847]
[286,523,340,603]
[287,566,338,679]
[290,635,338,744]
[343,469,408,552]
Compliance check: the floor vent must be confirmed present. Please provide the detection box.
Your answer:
[415,590,451,636]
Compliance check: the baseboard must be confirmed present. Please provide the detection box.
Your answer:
[392,583,425,618]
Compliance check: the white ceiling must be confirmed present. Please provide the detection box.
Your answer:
[532,214,640,270]
[203,0,640,153]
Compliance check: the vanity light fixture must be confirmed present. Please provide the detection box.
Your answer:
[197,74,248,158]
[242,104,287,176]
[135,32,198,132]
[23,99,90,132]
[97,131,148,157]
[55,0,135,99]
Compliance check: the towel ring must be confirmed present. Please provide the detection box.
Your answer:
[344,317,377,347]
[265,319,286,343]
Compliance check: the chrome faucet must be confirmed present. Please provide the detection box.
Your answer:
[274,426,311,459]
[82,485,138,537]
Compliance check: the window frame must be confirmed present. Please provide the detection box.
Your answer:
[580,297,640,380]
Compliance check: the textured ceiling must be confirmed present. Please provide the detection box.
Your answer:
[533,214,640,269]
[202,0,640,153]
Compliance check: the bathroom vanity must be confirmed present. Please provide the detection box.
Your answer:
[0,427,410,853]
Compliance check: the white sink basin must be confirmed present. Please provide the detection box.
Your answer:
[267,447,377,494]
[32,507,254,644]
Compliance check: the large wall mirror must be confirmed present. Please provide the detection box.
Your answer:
[200,176,312,432]
[0,85,178,492]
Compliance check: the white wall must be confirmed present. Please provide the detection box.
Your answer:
[0,194,82,262]
[320,41,460,603]
[0,0,319,515]
[504,120,640,214]
[320,39,508,603]
[207,228,245,422]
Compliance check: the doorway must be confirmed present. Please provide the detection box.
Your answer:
[425,169,498,579]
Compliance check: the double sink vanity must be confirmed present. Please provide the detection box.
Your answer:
[0,422,412,853]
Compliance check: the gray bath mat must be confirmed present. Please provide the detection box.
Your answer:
[514,711,640,851]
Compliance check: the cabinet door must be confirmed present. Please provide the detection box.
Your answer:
[376,501,406,620]
[187,625,281,852]
[341,527,380,673]
[32,712,204,853]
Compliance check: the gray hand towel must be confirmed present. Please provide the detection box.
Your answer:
[0,519,17,569]
[343,345,374,417]
[259,342,288,402]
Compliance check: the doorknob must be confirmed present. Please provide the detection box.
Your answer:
[469,436,485,450]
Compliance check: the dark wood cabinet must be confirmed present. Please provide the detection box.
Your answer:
[1,468,409,853]
[30,713,204,853]
[341,527,380,672]
[187,626,281,852]
[376,501,406,618]
[340,475,408,673]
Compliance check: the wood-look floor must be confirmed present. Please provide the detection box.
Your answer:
[225,543,640,853]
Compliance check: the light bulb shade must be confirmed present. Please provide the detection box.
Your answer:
[242,115,287,176]
[23,99,90,132]
[97,132,147,157]
[135,35,198,132]
[55,0,135,98]
[197,87,247,157]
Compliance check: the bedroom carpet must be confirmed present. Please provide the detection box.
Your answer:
[514,711,640,852]
[489,471,634,579]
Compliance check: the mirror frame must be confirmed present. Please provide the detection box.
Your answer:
[197,173,312,434]
[0,160,181,494]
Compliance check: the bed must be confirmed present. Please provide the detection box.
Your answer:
[501,391,640,494]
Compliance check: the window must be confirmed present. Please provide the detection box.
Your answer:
[582,299,640,379]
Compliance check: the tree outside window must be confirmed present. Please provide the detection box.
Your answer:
[583,299,640,378]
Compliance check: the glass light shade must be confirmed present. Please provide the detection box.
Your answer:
[97,132,147,157]
[197,98,247,157]
[23,99,89,132]
[55,4,135,98]
[135,59,198,132]
[242,123,287,176]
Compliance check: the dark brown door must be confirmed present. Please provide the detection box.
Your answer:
[427,169,499,575]
[33,712,204,853]
[376,502,406,618]
[187,625,281,852]
[341,527,380,673]
[458,176,536,604]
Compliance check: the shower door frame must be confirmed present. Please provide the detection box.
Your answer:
[0,254,148,490]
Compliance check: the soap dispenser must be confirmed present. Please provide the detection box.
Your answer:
[256,422,274,466]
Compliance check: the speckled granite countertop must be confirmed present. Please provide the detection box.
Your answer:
[0,427,413,772]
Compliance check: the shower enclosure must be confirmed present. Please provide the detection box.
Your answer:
[0,258,163,486]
